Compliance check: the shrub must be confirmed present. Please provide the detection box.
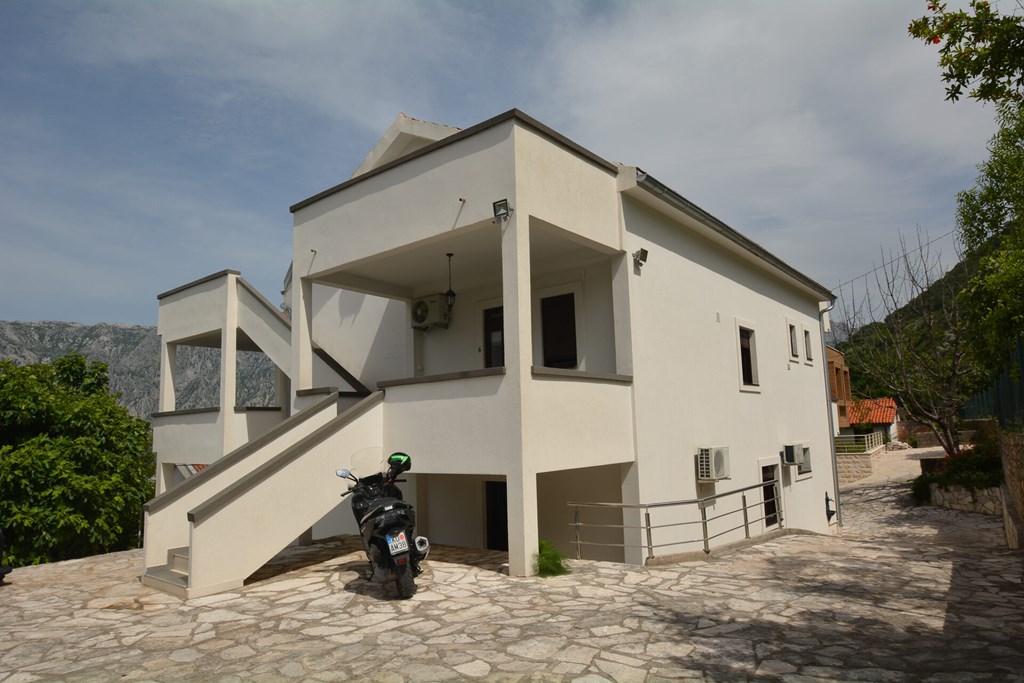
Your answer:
[910,428,1004,505]
[907,433,919,448]
[534,539,570,577]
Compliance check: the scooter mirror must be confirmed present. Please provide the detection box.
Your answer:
[336,469,351,479]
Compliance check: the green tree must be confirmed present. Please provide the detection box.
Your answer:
[909,1,1024,104]
[839,233,985,456]
[0,354,154,567]
[911,1,1024,375]
[956,101,1024,368]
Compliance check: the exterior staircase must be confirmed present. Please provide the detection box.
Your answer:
[142,391,384,599]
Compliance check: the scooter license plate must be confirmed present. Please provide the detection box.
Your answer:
[386,531,409,554]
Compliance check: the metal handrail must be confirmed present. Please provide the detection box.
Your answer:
[569,479,783,561]
[834,432,884,454]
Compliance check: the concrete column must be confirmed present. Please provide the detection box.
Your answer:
[610,253,634,376]
[501,209,532,381]
[501,206,537,576]
[276,368,290,418]
[506,470,539,576]
[220,278,239,454]
[158,338,177,412]
[291,277,314,409]
[620,462,644,565]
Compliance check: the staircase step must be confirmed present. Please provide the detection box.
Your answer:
[167,546,189,574]
[141,565,188,599]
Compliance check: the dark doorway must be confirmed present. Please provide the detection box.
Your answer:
[483,306,504,368]
[485,481,508,551]
[762,464,778,528]
[541,293,577,369]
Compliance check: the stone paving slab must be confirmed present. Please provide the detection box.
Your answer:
[2,453,1023,682]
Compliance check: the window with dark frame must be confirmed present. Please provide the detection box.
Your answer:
[789,323,799,359]
[739,326,758,387]
[804,329,813,361]
[483,306,504,368]
[540,293,577,369]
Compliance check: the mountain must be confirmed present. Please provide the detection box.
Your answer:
[0,321,277,420]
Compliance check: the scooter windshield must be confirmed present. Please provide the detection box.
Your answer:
[347,446,386,480]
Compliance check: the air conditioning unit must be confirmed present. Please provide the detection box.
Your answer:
[782,442,809,467]
[411,294,450,330]
[696,446,730,482]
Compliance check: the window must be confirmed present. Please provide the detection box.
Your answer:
[797,445,812,475]
[788,323,799,360]
[540,293,577,369]
[803,329,813,362]
[483,306,504,368]
[739,326,759,387]
[761,464,779,527]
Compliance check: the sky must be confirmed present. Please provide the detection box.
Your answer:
[0,0,998,326]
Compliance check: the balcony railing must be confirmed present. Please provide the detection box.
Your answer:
[835,431,885,454]
[568,479,783,561]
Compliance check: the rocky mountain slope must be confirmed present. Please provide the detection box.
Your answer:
[0,321,277,420]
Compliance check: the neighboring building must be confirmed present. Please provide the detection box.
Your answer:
[827,347,852,433]
[142,110,838,599]
[848,397,898,442]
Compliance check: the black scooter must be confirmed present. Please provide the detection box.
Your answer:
[336,452,429,599]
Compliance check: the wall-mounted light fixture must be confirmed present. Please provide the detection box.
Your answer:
[445,253,456,309]
[825,492,836,522]
[632,248,649,268]
[492,199,512,224]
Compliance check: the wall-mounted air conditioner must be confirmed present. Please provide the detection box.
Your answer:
[696,446,730,482]
[782,442,809,467]
[411,294,450,330]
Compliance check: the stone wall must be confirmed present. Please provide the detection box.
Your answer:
[1001,432,1024,520]
[929,484,1003,516]
[837,453,872,485]
[1001,432,1024,549]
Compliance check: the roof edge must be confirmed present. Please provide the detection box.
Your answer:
[634,171,835,303]
[289,109,619,214]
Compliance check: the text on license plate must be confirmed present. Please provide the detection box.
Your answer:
[387,531,409,554]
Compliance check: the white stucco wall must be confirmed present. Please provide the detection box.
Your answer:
[312,286,411,387]
[620,197,835,544]
[292,122,517,272]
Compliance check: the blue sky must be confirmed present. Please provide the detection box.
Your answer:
[0,1,996,325]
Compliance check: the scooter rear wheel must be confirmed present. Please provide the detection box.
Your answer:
[395,564,415,599]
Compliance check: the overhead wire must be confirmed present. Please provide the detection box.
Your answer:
[831,228,957,293]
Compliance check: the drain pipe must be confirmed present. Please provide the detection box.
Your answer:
[819,299,843,527]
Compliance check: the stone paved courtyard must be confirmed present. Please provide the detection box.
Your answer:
[1,449,1023,682]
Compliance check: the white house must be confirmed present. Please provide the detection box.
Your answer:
[142,110,839,599]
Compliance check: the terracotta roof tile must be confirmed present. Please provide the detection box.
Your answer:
[849,397,897,425]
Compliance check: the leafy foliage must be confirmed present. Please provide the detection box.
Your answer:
[534,539,570,577]
[909,1,1024,104]
[955,102,1024,369]
[839,233,985,456]
[911,425,1004,503]
[0,354,154,567]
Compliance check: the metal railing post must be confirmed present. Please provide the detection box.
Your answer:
[775,482,784,528]
[644,508,654,561]
[700,503,710,554]
[741,492,750,538]
[574,507,582,559]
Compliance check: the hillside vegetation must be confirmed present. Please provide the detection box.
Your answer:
[0,321,277,420]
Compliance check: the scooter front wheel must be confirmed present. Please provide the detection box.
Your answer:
[395,563,415,599]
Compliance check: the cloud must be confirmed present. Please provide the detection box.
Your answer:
[524,1,995,290]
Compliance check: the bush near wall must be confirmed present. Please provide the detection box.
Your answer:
[911,426,1004,504]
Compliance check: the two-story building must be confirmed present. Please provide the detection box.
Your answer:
[142,110,838,599]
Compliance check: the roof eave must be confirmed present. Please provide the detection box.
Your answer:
[630,169,835,304]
